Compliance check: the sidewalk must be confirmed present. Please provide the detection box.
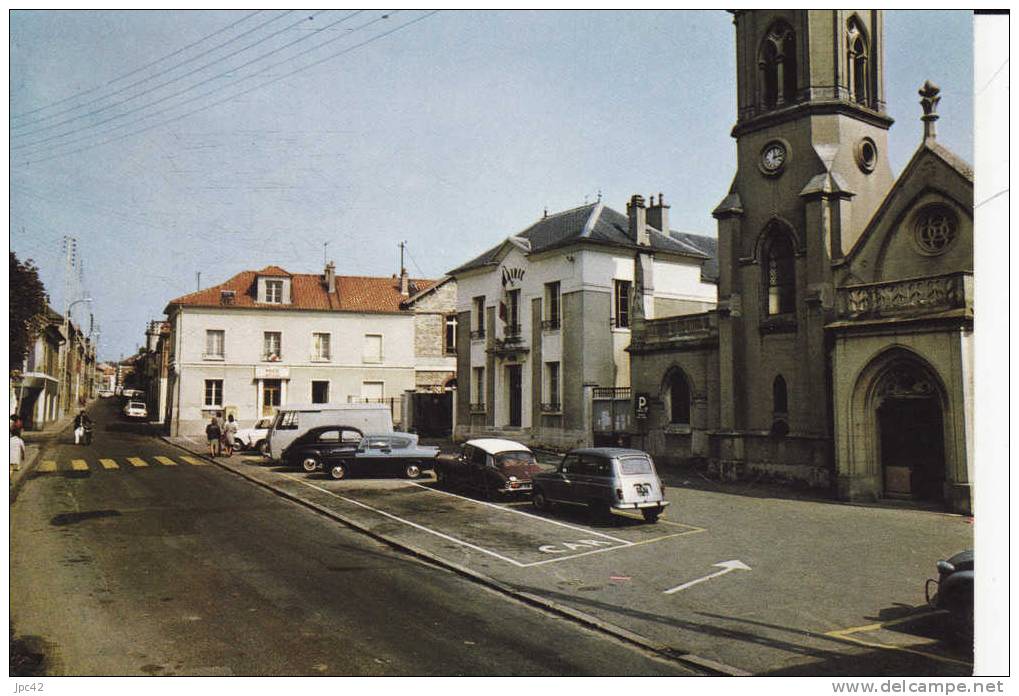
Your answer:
[10,406,88,503]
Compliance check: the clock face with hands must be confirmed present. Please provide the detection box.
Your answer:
[761,142,787,173]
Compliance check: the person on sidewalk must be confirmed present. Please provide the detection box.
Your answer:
[10,414,23,435]
[73,410,92,445]
[10,429,26,472]
[221,414,238,457]
[205,416,221,457]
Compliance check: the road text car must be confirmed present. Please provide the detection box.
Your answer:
[531,448,669,522]
[434,439,542,498]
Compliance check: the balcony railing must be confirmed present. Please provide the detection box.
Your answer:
[541,318,561,331]
[504,323,522,338]
[470,329,486,341]
[835,272,972,321]
[540,402,562,413]
[629,311,718,352]
[469,402,487,414]
[202,352,225,361]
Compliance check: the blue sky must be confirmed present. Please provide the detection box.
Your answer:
[9,10,974,361]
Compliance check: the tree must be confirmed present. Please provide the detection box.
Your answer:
[10,252,48,373]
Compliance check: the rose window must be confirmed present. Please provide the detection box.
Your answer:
[914,206,957,255]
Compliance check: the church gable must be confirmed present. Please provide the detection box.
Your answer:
[841,144,972,285]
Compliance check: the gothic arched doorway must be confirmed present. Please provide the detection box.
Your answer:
[874,362,945,502]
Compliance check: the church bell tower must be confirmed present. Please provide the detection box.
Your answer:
[712,10,897,461]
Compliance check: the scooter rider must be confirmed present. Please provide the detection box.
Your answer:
[74,409,93,445]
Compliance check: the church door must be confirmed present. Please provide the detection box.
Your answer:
[878,396,945,502]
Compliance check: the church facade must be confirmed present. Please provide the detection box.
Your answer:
[628,10,973,514]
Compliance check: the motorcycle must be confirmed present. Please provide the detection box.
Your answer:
[74,421,94,445]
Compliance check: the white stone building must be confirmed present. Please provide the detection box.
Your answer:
[448,196,717,449]
[162,263,454,436]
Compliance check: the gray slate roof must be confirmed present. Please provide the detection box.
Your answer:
[448,202,717,280]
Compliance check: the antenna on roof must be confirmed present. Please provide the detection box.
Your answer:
[196,271,201,291]
[323,241,330,266]
[597,189,602,202]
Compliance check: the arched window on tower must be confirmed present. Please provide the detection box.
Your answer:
[667,369,691,425]
[847,18,870,106]
[758,22,797,110]
[771,375,789,437]
[764,229,796,315]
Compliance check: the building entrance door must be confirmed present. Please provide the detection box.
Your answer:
[878,396,945,502]
[262,379,282,417]
[507,365,522,427]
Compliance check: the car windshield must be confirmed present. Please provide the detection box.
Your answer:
[619,456,652,475]
[495,451,536,470]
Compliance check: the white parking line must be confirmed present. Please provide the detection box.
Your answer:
[408,481,632,545]
[522,528,705,568]
[284,474,527,567]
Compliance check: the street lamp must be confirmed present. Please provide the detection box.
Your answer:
[62,298,92,413]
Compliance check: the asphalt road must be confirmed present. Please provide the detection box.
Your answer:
[9,399,698,676]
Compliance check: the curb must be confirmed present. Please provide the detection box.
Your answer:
[162,436,750,677]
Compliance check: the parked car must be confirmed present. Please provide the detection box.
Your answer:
[434,439,543,498]
[531,448,669,523]
[281,425,365,473]
[234,418,274,454]
[327,433,439,480]
[98,389,114,398]
[266,403,392,461]
[122,401,148,420]
[926,549,974,645]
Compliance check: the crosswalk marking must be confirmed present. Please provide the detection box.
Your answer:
[33,454,211,473]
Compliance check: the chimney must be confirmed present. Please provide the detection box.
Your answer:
[400,266,410,296]
[324,261,336,293]
[646,191,670,238]
[627,194,649,247]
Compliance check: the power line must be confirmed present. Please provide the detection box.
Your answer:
[12,10,363,155]
[17,11,438,166]
[12,10,264,121]
[13,10,328,145]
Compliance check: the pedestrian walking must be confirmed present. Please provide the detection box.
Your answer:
[10,413,23,435]
[206,416,222,457]
[10,429,26,472]
[222,414,238,457]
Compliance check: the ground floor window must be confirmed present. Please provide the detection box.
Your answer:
[472,366,485,406]
[311,380,329,404]
[204,379,223,407]
[668,370,691,424]
[361,381,384,400]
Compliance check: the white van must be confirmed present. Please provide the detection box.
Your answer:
[266,403,394,461]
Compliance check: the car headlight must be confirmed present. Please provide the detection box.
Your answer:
[508,475,518,482]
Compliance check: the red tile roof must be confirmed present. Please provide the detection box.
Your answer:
[165,268,439,314]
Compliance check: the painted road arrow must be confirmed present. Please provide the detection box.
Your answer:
[663,560,751,595]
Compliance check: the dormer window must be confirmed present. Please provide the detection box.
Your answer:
[266,280,283,303]
[256,274,291,304]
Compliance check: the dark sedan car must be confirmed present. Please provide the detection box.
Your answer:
[434,438,543,499]
[282,425,364,473]
[328,433,440,480]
